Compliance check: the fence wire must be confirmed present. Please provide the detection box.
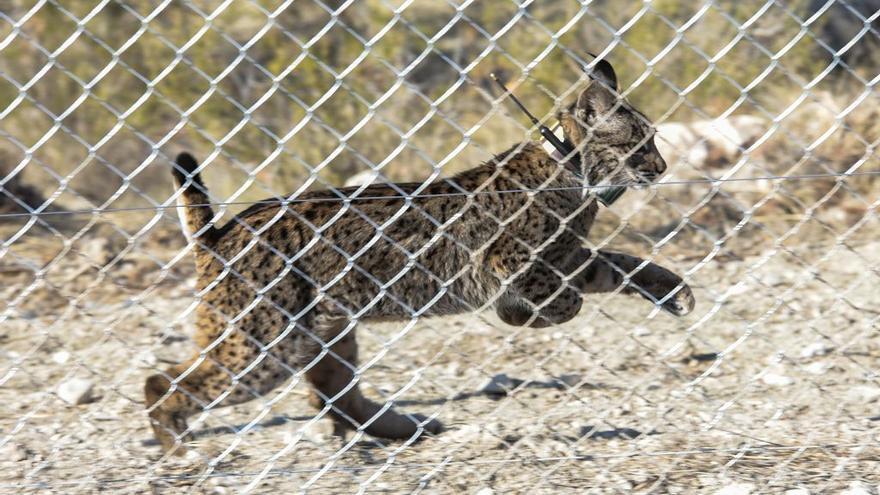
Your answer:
[1,0,879,493]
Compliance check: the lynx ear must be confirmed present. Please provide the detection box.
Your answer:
[574,54,619,119]
[584,55,618,91]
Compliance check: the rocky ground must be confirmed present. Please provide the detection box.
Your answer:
[0,213,878,494]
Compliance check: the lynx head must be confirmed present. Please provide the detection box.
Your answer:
[557,58,666,189]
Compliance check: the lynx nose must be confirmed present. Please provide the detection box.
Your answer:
[636,154,667,183]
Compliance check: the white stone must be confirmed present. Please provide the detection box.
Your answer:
[761,372,794,387]
[633,326,651,337]
[480,373,522,396]
[81,238,111,263]
[761,273,785,287]
[183,449,202,463]
[697,475,717,488]
[445,362,460,376]
[303,423,333,444]
[656,116,765,171]
[848,386,880,403]
[444,424,483,443]
[784,488,810,495]
[804,361,830,375]
[57,378,95,405]
[483,422,502,436]
[343,169,382,188]
[142,352,158,367]
[1,442,27,462]
[716,482,755,495]
[841,481,872,495]
[656,123,707,167]
[474,488,494,495]
[800,342,831,358]
[51,350,71,365]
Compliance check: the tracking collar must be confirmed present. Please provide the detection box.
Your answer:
[541,126,627,207]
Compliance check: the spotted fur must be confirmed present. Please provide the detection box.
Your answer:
[145,61,694,455]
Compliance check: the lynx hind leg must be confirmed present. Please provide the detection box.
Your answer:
[305,318,443,440]
[145,337,295,455]
[145,359,223,456]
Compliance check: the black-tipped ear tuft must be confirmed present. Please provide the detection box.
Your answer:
[172,152,203,187]
[584,55,618,91]
[175,152,199,174]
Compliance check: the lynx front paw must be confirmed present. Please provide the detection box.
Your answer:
[660,284,695,316]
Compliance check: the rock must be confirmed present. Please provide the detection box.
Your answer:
[480,374,523,397]
[57,378,95,405]
[656,116,766,170]
[81,238,111,264]
[841,481,872,495]
[716,482,755,495]
[137,351,157,367]
[693,115,766,162]
[633,326,651,337]
[1,442,28,462]
[445,424,483,443]
[343,169,381,188]
[656,122,708,167]
[804,361,830,375]
[760,273,785,287]
[761,372,794,387]
[445,361,460,376]
[207,475,232,493]
[784,489,810,495]
[183,449,201,463]
[285,419,339,445]
[697,475,717,488]
[800,342,832,358]
[614,480,634,491]
[848,386,880,403]
[483,422,502,436]
[51,350,71,365]
[474,488,494,495]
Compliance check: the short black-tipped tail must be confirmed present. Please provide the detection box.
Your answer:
[172,152,216,243]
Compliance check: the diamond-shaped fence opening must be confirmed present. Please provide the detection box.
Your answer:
[1,1,879,493]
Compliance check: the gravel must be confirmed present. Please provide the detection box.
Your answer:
[0,231,878,493]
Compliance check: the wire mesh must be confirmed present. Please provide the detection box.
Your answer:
[1,0,879,493]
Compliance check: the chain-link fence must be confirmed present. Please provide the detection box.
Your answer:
[1,0,879,493]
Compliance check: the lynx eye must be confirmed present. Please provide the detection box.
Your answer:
[630,133,655,156]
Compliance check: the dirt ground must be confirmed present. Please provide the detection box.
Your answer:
[0,212,879,494]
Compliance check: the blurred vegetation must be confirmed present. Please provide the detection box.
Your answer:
[0,0,877,226]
